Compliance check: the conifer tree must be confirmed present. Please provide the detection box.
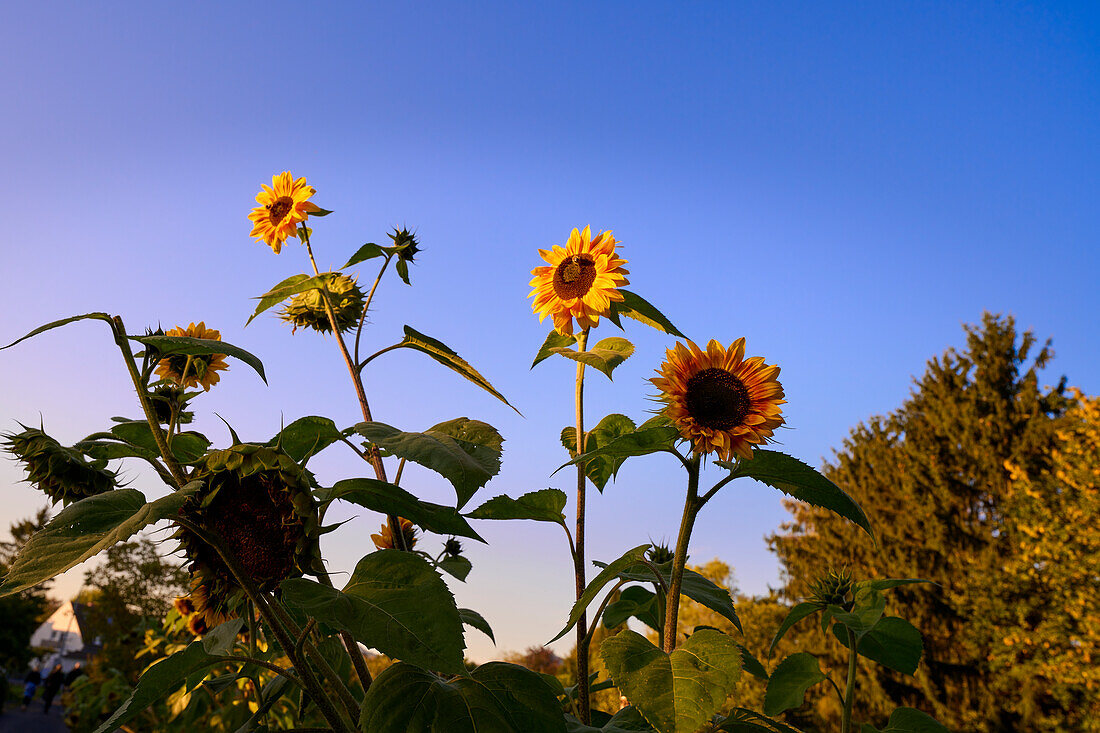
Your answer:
[769,313,1070,731]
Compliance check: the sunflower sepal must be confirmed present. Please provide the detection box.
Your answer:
[715,451,875,542]
[547,335,635,380]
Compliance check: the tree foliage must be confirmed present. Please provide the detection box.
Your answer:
[0,507,52,670]
[769,313,1080,731]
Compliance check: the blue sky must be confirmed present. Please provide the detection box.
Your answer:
[1,2,1097,661]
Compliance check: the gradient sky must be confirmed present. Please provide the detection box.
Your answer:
[1,2,1097,662]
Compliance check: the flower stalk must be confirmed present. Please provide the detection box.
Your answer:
[573,328,592,723]
[663,455,701,653]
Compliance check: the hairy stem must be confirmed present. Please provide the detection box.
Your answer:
[663,456,701,653]
[573,328,591,723]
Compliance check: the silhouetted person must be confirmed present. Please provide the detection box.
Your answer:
[64,662,83,689]
[41,664,63,714]
[21,666,41,710]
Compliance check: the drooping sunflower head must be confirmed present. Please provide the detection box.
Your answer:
[175,444,321,627]
[278,273,365,334]
[248,171,321,253]
[529,226,630,336]
[808,568,855,610]
[652,338,785,461]
[371,517,418,551]
[153,322,229,392]
[2,426,117,505]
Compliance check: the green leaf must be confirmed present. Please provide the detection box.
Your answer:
[0,486,197,596]
[281,550,466,675]
[395,258,411,285]
[308,206,334,217]
[201,618,246,654]
[607,290,685,338]
[355,418,503,509]
[763,652,827,716]
[360,661,565,732]
[828,587,887,635]
[131,334,268,385]
[1,312,114,351]
[715,708,805,732]
[319,478,485,542]
[557,425,681,476]
[438,554,472,582]
[343,242,385,268]
[565,706,656,732]
[467,488,567,526]
[600,628,741,733]
[532,330,578,368]
[864,578,937,592]
[93,622,240,733]
[834,617,923,675]
[562,414,637,491]
[768,602,820,657]
[737,644,769,682]
[860,708,949,733]
[459,608,495,643]
[603,586,661,631]
[599,562,742,634]
[109,421,210,463]
[548,336,635,380]
[719,450,874,542]
[550,545,651,643]
[396,326,518,412]
[74,438,160,463]
[267,416,343,464]
[245,272,341,327]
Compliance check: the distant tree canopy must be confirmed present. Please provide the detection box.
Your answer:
[0,507,53,671]
[768,313,1098,731]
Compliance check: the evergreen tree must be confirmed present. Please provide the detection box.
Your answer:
[769,313,1070,731]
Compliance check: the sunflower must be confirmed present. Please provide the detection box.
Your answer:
[371,517,418,551]
[175,444,321,631]
[2,426,117,505]
[651,338,785,461]
[279,272,364,334]
[153,322,229,392]
[247,171,321,253]
[529,226,629,336]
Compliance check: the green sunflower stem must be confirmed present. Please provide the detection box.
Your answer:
[663,456,701,653]
[111,316,187,488]
[842,627,859,733]
[573,327,591,724]
[301,230,407,554]
[354,254,393,365]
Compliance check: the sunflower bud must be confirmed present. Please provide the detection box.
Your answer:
[371,517,418,551]
[647,544,675,566]
[2,426,117,505]
[443,537,463,558]
[149,385,193,425]
[279,273,365,334]
[808,568,855,610]
[389,228,420,263]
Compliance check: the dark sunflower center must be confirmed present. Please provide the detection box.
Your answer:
[205,471,301,584]
[684,368,751,430]
[553,255,597,300]
[267,197,293,224]
[167,353,212,381]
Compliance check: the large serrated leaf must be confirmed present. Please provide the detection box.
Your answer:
[603,585,661,630]
[355,418,502,508]
[318,478,485,542]
[550,545,651,643]
[607,290,685,338]
[601,629,741,733]
[109,421,210,463]
[860,708,949,733]
[719,450,874,541]
[131,334,267,385]
[459,608,495,643]
[532,330,579,368]
[342,242,385,268]
[0,486,197,596]
[566,706,656,732]
[715,708,804,732]
[557,425,680,477]
[1,312,115,351]
[395,326,518,412]
[245,272,343,327]
[281,550,466,675]
[599,562,742,633]
[763,653,826,717]
[562,413,637,491]
[360,661,565,732]
[467,488,567,526]
[548,336,635,380]
[834,617,923,675]
[266,416,344,464]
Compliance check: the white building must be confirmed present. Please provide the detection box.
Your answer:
[28,600,97,672]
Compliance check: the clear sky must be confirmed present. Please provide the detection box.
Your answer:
[1,2,1097,662]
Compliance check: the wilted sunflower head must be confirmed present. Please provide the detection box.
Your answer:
[2,426,117,505]
[175,444,321,626]
[248,171,321,253]
[371,517,418,551]
[651,338,785,461]
[153,322,229,392]
[279,273,365,334]
[529,226,630,336]
[808,568,855,610]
